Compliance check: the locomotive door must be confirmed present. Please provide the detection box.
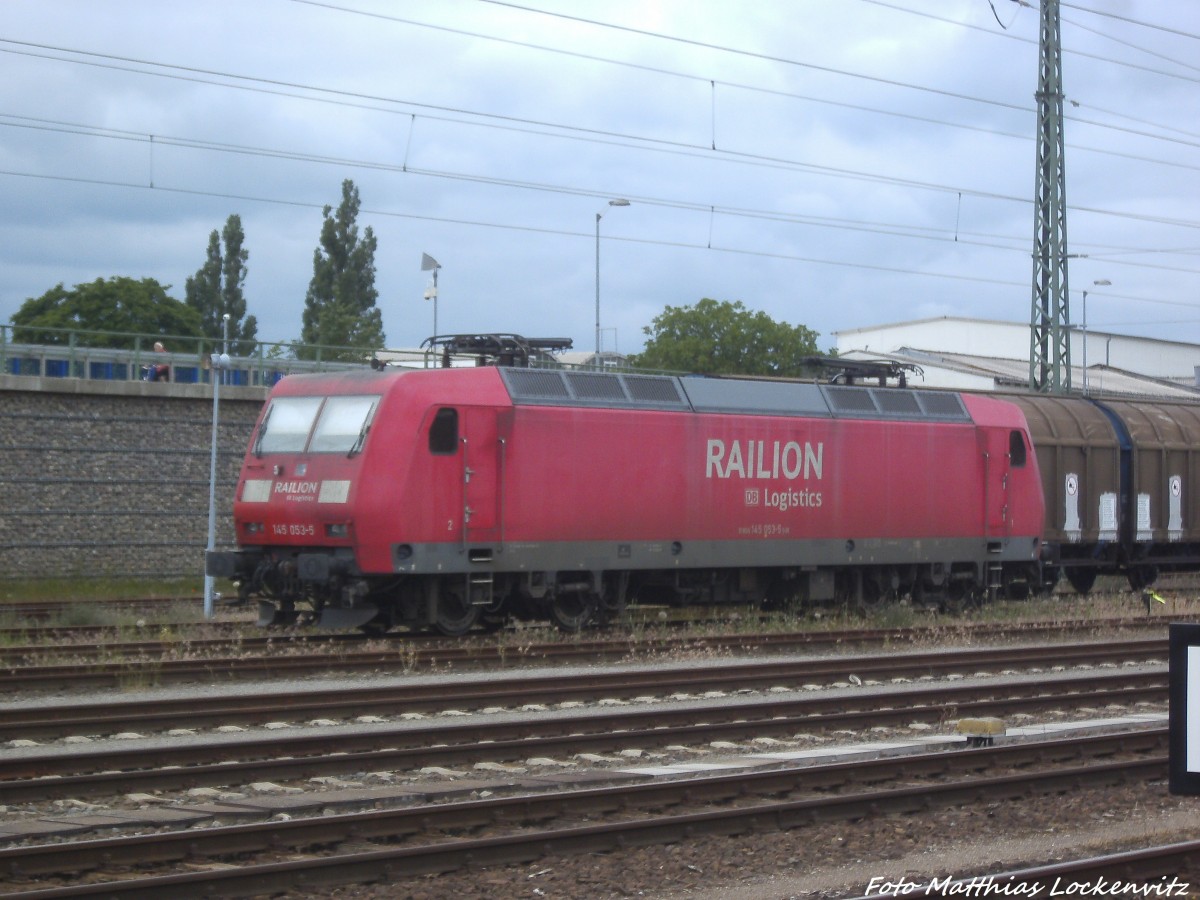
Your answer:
[980,427,1012,539]
[460,407,505,547]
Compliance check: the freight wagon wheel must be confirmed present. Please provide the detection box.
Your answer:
[434,590,481,636]
[1127,565,1158,591]
[548,591,598,632]
[1065,568,1097,595]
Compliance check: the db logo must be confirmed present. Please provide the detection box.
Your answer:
[1171,476,1182,498]
[744,489,760,507]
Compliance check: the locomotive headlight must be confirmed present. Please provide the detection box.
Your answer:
[326,523,349,538]
[244,522,264,535]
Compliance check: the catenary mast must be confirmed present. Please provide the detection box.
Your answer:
[1028,0,1072,393]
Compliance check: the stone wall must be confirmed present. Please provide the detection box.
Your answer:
[0,376,268,582]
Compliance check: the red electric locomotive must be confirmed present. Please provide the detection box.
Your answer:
[206,344,1045,634]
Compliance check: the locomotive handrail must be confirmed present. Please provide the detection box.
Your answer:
[460,434,471,552]
[498,436,508,553]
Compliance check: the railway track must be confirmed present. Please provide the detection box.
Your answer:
[0,637,1169,742]
[917,844,1200,897]
[0,663,1167,804]
[0,596,203,621]
[0,615,1186,690]
[0,727,1171,898]
[0,634,1177,896]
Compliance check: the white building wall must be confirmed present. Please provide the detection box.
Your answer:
[836,318,1028,360]
[835,317,1200,382]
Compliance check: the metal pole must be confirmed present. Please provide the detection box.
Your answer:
[1028,0,1070,393]
[595,212,602,363]
[1081,279,1110,394]
[1081,290,1088,394]
[593,199,629,367]
[203,314,230,619]
[421,254,441,340]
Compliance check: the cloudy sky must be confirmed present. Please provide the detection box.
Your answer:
[2,1,1198,358]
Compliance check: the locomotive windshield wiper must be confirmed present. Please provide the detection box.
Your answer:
[252,405,274,457]
[347,422,370,458]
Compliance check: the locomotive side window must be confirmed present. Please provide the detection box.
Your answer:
[255,396,323,454]
[1009,430,1027,467]
[310,395,380,454]
[429,407,459,454]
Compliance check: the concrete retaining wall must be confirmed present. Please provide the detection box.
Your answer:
[0,374,268,583]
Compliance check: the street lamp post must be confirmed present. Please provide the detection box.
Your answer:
[421,253,441,337]
[595,199,629,365]
[204,314,231,619]
[1081,278,1111,394]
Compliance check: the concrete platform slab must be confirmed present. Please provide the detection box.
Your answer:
[0,819,93,840]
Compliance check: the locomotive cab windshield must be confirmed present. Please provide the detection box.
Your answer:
[255,395,381,456]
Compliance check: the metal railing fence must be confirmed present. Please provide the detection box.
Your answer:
[0,325,642,386]
[0,326,407,386]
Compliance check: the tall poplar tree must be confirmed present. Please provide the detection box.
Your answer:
[300,179,384,360]
[185,214,257,356]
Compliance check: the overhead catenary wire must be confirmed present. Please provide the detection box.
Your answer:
[1,2,1197,333]
[1,34,1198,227]
[1,162,1193,318]
[5,110,1200,266]
[302,0,1200,157]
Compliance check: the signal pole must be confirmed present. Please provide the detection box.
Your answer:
[1028,0,1071,393]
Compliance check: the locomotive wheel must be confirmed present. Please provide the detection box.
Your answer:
[359,618,392,636]
[1066,568,1097,595]
[549,591,597,632]
[1001,567,1034,601]
[596,593,626,626]
[939,585,981,614]
[434,591,481,636]
[1039,565,1062,595]
[478,613,507,633]
[1002,581,1030,601]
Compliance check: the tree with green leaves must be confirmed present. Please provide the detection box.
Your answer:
[10,277,201,347]
[300,179,385,360]
[185,214,257,356]
[629,298,822,376]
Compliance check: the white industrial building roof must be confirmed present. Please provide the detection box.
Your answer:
[833,317,1200,400]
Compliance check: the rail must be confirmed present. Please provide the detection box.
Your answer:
[0,728,1170,896]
